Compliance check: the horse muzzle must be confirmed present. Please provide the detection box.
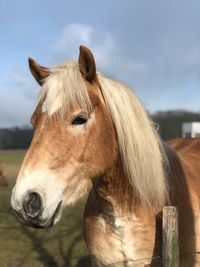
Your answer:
[11,190,63,228]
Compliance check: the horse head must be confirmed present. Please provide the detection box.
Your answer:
[11,46,117,228]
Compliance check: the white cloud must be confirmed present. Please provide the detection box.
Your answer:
[53,24,93,58]
[0,71,39,127]
[0,88,36,127]
[52,23,147,78]
[52,24,116,70]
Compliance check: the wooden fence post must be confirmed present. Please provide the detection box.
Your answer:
[162,206,179,267]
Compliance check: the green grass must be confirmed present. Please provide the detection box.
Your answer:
[0,150,90,267]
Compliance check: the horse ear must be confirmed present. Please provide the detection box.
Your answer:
[78,46,96,83]
[28,58,50,86]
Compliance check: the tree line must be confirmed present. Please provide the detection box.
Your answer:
[0,128,33,149]
[152,110,200,140]
[0,110,200,149]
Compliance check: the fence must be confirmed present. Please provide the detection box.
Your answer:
[162,206,179,267]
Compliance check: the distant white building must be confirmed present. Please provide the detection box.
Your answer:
[182,122,200,138]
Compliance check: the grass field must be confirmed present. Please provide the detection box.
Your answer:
[0,150,90,267]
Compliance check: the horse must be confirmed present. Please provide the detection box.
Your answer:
[11,46,200,266]
[0,166,8,187]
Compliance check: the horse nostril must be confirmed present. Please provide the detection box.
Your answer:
[24,192,42,219]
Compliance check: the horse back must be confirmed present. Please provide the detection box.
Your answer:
[167,138,200,195]
[166,138,200,265]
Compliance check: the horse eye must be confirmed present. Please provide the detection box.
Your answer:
[72,115,88,125]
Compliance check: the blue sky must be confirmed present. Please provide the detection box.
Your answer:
[1,0,200,127]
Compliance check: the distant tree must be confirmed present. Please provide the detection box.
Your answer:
[0,110,200,148]
[0,128,34,149]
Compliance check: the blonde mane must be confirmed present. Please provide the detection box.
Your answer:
[40,61,168,207]
[41,62,91,116]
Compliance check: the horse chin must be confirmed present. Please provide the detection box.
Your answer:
[36,200,63,228]
[47,200,63,227]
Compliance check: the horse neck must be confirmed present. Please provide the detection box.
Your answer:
[93,157,137,215]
